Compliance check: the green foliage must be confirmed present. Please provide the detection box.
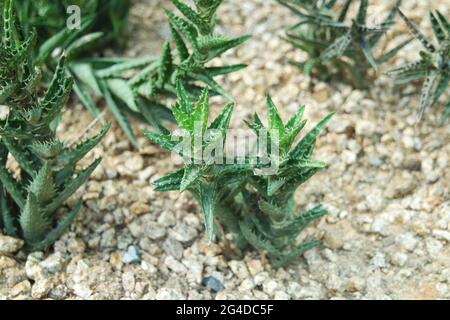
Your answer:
[3,0,131,142]
[12,0,131,53]
[74,0,249,146]
[145,82,332,267]
[388,10,450,122]
[279,0,409,88]
[0,0,108,251]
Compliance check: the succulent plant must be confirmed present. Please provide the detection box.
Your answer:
[388,9,450,122]
[145,82,332,267]
[0,0,108,251]
[13,0,131,53]
[72,0,249,146]
[279,0,409,87]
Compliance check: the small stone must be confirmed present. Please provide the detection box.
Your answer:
[31,278,53,299]
[141,260,157,274]
[155,288,186,300]
[162,238,184,260]
[164,256,187,273]
[325,274,343,291]
[274,290,290,300]
[0,235,24,253]
[67,238,86,254]
[148,222,167,240]
[328,119,353,134]
[40,253,65,275]
[0,256,17,270]
[49,285,69,299]
[10,280,31,297]
[263,280,280,296]
[346,277,366,292]
[390,252,408,267]
[122,271,136,292]
[202,276,225,292]
[157,211,176,227]
[130,202,150,215]
[369,157,384,167]
[138,166,156,181]
[238,278,255,291]
[432,230,450,242]
[110,251,123,269]
[124,154,144,172]
[73,284,92,299]
[403,157,422,171]
[169,223,197,243]
[384,173,417,199]
[324,220,357,250]
[370,252,387,268]
[25,253,44,280]
[312,88,329,102]
[122,245,141,264]
[342,150,357,164]
[229,260,250,279]
[100,228,117,248]
[246,259,264,276]
[355,120,376,137]
[396,233,418,252]
[184,258,203,284]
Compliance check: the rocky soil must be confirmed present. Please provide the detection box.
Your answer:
[0,0,449,300]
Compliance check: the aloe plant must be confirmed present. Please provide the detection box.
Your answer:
[0,0,108,251]
[144,82,332,267]
[279,0,409,87]
[71,0,249,146]
[13,0,131,53]
[388,9,450,121]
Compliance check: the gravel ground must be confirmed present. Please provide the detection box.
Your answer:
[0,0,449,300]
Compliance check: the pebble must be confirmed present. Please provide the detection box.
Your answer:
[169,223,198,243]
[355,120,376,137]
[346,277,366,292]
[124,154,144,172]
[274,290,290,300]
[0,235,24,253]
[122,245,141,264]
[229,260,250,279]
[384,173,417,199]
[130,202,150,215]
[164,256,187,273]
[432,230,450,242]
[155,288,186,300]
[31,279,53,299]
[202,276,225,292]
[162,238,184,260]
[390,252,408,267]
[40,253,65,275]
[122,271,136,292]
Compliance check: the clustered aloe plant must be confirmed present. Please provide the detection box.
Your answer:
[68,0,249,146]
[144,82,332,267]
[0,0,108,251]
[279,0,409,88]
[388,10,450,121]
